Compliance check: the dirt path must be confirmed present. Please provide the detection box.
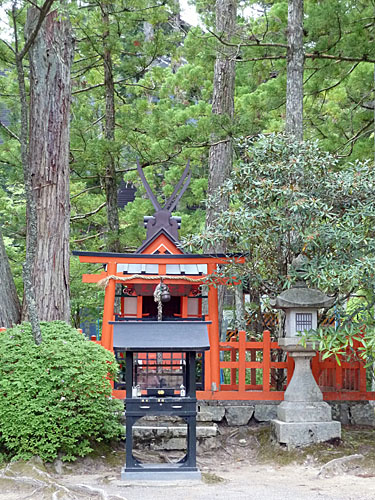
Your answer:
[1,462,375,500]
[1,426,375,499]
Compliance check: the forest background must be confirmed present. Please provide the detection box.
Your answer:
[0,0,375,344]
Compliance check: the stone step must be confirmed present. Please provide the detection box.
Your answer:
[125,423,218,440]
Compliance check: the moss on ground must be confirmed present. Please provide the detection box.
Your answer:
[252,425,375,468]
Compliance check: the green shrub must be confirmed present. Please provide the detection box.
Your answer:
[0,321,124,461]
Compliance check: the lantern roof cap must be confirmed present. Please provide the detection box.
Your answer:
[270,254,334,310]
[270,286,335,310]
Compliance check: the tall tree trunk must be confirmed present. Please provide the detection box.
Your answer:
[206,0,237,233]
[206,0,237,336]
[102,3,121,253]
[23,7,73,324]
[0,228,21,327]
[13,0,56,344]
[286,0,304,140]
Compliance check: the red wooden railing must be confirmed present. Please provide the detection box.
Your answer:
[196,330,375,401]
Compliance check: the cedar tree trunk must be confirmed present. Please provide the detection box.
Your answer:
[206,0,237,234]
[206,0,237,335]
[0,228,21,327]
[286,0,304,140]
[23,8,73,323]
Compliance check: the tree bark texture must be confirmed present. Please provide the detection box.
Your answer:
[205,0,237,239]
[0,228,21,327]
[234,284,245,330]
[102,4,121,252]
[286,0,304,141]
[24,8,73,323]
[206,0,237,337]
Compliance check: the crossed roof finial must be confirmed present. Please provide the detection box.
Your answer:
[136,159,191,243]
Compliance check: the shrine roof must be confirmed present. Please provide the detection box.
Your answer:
[72,250,241,260]
[111,320,210,351]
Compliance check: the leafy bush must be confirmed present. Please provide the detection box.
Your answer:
[0,321,123,461]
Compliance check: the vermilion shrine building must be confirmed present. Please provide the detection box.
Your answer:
[73,162,375,403]
[73,231,241,399]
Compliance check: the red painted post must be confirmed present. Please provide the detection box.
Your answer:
[137,296,143,318]
[207,264,220,390]
[101,262,116,351]
[204,314,212,391]
[262,330,271,392]
[238,330,246,393]
[181,296,188,319]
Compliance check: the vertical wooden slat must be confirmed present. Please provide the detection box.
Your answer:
[231,345,237,387]
[250,348,256,385]
[262,330,271,392]
[335,357,343,390]
[359,362,367,394]
[286,353,294,386]
[238,330,246,393]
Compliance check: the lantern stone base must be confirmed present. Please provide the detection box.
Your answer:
[271,419,341,448]
[277,401,333,422]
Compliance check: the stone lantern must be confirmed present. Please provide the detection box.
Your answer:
[270,256,341,447]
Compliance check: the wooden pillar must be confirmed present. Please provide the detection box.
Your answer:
[204,315,212,391]
[137,296,143,318]
[207,264,220,390]
[101,262,116,351]
[181,296,188,318]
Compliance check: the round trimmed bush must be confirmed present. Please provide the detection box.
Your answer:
[0,321,123,461]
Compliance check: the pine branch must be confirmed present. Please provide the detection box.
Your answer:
[0,38,15,54]
[0,120,20,142]
[72,231,106,243]
[71,202,106,221]
[72,79,156,95]
[305,62,359,95]
[70,185,101,200]
[305,52,375,64]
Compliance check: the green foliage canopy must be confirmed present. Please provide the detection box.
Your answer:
[186,134,375,297]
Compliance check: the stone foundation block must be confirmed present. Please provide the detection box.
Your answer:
[225,406,255,426]
[254,404,278,422]
[271,419,341,447]
[197,405,225,422]
[350,402,375,426]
